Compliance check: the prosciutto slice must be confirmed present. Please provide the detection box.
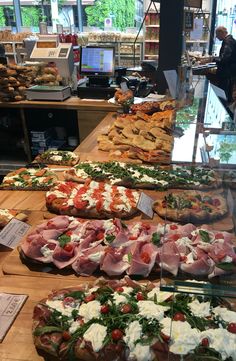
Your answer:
[158,242,180,276]
[100,246,130,276]
[21,235,57,263]
[72,245,105,276]
[180,256,215,276]
[52,244,80,269]
[127,241,158,277]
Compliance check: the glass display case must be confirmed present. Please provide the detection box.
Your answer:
[158,79,236,301]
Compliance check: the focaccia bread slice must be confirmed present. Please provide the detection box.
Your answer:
[0,208,27,228]
[153,191,228,223]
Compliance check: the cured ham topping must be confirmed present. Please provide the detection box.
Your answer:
[20,216,236,279]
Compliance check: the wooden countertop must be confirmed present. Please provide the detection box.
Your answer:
[0,97,120,111]
[0,275,88,361]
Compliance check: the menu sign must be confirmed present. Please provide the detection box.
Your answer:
[0,219,30,249]
[0,293,28,342]
[137,192,154,219]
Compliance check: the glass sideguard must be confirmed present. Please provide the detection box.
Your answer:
[159,80,236,298]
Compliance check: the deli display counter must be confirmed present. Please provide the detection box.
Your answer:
[0,79,235,361]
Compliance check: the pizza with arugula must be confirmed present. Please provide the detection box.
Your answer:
[35,150,79,166]
[153,191,228,223]
[32,277,236,361]
[0,167,58,190]
[64,162,221,190]
[46,180,140,219]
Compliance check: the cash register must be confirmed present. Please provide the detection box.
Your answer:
[77,46,117,99]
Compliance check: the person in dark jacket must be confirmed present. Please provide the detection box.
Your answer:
[214,26,236,102]
[0,44,7,65]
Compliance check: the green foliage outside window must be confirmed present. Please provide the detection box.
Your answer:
[0,7,5,27]
[85,0,135,30]
[21,7,41,27]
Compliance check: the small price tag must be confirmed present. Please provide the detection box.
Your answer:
[120,81,129,92]
[137,192,154,219]
[0,293,28,342]
[0,219,31,249]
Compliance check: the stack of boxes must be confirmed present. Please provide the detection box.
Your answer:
[30,128,55,156]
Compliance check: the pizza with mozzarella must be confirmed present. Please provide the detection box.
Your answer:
[0,208,27,228]
[153,191,228,223]
[32,277,236,361]
[35,150,79,166]
[0,167,58,190]
[64,162,221,190]
[46,180,140,219]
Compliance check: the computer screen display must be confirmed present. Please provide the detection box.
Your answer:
[79,46,115,76]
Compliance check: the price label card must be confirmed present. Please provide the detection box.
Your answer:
[137,192,154,219]
[0,219,31,249]
[0,293,28,342]
[120,81,129,92]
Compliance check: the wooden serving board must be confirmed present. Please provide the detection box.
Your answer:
[0,190,47,211]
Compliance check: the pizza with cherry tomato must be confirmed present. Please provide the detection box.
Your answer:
[46,180,140,219]
[153,191,228,223]
[0,167,58,190]
[32,277,236,361]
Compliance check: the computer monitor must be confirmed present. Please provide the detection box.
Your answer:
[79,46,115,77]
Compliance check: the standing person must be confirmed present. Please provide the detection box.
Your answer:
[214,26,236,102]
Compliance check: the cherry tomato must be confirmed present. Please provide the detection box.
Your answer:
[101,304,110,314]
[212,198,221,206]
[136,292,145,301]
[84,294,95,303]
[161,332,170,343]
[111,329,123,341]
[63,297,74,306]
[62,331,71,341]
[66,231,72,236]
[215,233,224,239]
[170,224,178,230]
[162,201,166,208]
[74,199,88,210]
[171,234,181,241]
[140,252,151,264]
[227,322,236,333]
[201,338,209,347]
[96,231,105,240]
[121,304,132,313]
[115,287,124,293]
[129,235,138,240]
[63,243,73,252]
[173,312,185,321]
[142,223,151,230]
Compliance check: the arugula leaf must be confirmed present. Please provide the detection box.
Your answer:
[34,326,62,336]
[58,234,71,248]
[66,291,85,300]
[152,232,161,246]
[216,262,235,271]
[105,234,115,243]
[128,252,132,263]
[199,230,211,243]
